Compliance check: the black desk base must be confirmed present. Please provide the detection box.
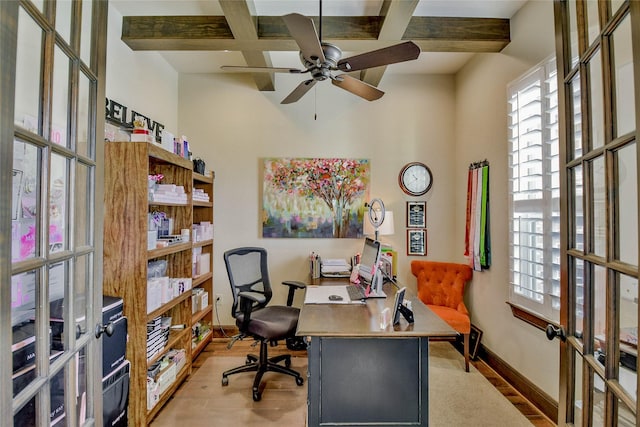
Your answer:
[307,336,429,426]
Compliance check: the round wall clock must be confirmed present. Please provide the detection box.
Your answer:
[398,162,433,196]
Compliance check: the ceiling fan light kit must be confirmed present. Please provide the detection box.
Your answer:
[221,11,420,104]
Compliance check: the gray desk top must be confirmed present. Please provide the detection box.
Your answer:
[296,279,456,338]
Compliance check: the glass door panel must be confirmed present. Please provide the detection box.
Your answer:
[574,256,585,339]
[49,261,66,351]
[568,0,579,68]
[571,164,584,250]
[615,143,637,266]
[594,265,607,353]
[11,267,40,427]
[50,153,69,254]
[574,354,584,425]
[55,0,73,44]
[570,74,583,159]
[14,7,42,134]
[74,254,92,341]
[556,1,639,425]
[77,72,91,158]
[618,398,635,426]
[79,0,93,66]
[75,162,92,248]
[49,363,66,425]
[585,0,600,47]
[590,156,606,257]
[51,47,70,147]
[76,350,88,423]
[4,0,107,424]
[611,0,625,15]
[618,272,637,400]
[592,370,606,425]
[589,50,605,150]
[12,141,41,263]
[612,15,635,137]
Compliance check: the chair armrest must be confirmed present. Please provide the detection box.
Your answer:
[282,280,307,290]
[282,281,307,306]
[238,291,267,305]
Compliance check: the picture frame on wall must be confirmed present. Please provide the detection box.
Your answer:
[407,229,427,256]
[406,201,426,228]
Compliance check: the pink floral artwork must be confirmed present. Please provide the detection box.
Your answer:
[263,158,370,238]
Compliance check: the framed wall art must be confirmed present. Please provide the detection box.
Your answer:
[406,201,426,228]
[262,157,370,238]
[407,229,427,256]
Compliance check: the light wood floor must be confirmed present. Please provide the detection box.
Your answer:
[152,338,556,426]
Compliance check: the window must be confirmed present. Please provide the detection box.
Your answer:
[508,55,570,322]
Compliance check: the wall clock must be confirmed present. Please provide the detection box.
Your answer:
[398,162,433,196]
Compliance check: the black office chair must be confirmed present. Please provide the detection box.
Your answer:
[221,247,306,401]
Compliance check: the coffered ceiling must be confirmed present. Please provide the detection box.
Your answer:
[111,0,527,91]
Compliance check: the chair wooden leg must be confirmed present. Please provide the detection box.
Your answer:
[463,333,470,372]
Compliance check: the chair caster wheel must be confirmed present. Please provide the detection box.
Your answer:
[252,390,261,401]
[296,377,304,386]
[245,357,252,365]
[222,376,229,386]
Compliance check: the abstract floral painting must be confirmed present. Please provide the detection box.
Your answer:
[262,158,370,238]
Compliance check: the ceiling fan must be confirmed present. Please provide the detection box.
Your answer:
[220,9,420,104]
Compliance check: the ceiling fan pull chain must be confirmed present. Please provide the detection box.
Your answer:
[318,0,322,42]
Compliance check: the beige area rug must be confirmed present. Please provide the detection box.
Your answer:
[428,342,532,427]
[151,342,532,426]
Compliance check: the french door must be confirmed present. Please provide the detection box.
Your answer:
[554,0,639,425]
[1,0,108,425]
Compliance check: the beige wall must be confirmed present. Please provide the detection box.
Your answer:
[105,0,560,401]
[105,6,179,133]
[178,72,458,309]
[454,0,558,396]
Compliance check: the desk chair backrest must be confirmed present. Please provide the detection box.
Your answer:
[224,247,273,319]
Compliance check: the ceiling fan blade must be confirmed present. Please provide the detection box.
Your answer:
[281,79,317,104]
[336,41,420,72]
[332,75,384,101]
[282,13,326,64]
[220,65,303,74]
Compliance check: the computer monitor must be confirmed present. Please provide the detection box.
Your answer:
[358,237,381,284]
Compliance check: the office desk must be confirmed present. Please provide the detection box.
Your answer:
[297,278,455,427]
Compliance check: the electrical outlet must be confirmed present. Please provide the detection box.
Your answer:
[215,294,223,304]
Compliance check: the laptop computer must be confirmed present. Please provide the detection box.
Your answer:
[346,237,387,300]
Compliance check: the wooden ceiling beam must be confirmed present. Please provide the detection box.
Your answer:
[121,15,510,52]
[219,0,275,91]
[360,0,419,88]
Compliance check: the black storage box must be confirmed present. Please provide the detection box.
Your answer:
[13,351,65,426]
[48,296,126,377]
[103,316,127,378]
[103,360,130,427]
[12,321,36,373]
[103,295,124,324]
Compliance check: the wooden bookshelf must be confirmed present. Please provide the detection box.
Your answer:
[103,142,214,424]
[191,172,214,359]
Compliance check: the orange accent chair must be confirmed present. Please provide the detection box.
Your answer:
[411,260,473,371]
